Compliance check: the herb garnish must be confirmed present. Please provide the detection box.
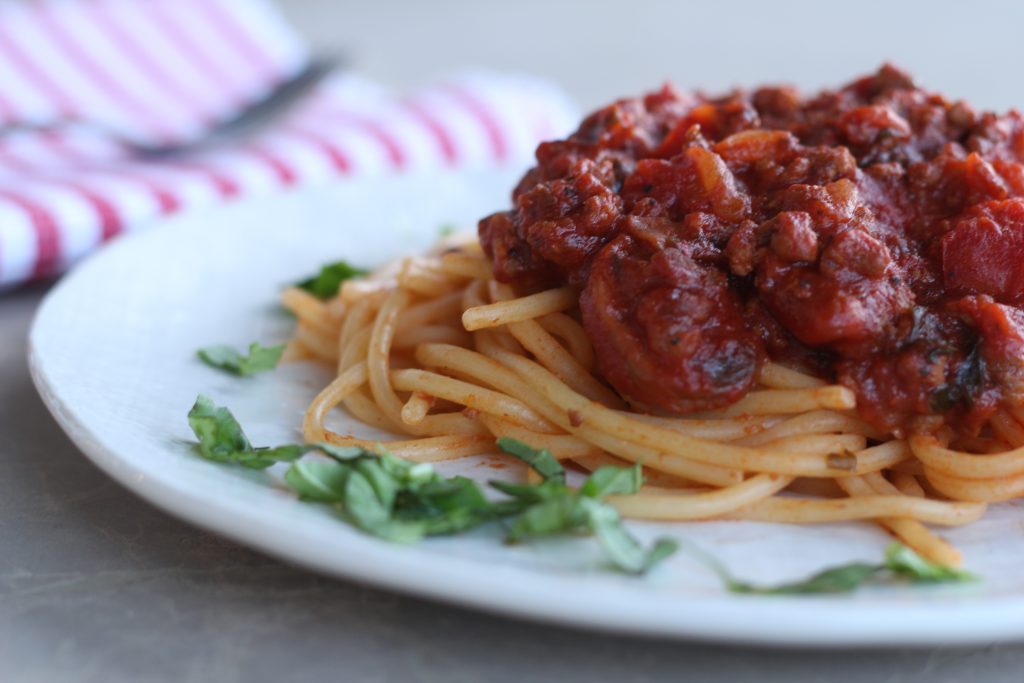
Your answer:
[189,395,494,540]
[185,397,674,572]
[185,397,976,585]
[296,260,369,300]
[493,438,678,574]
[188,394,304,467]
[693,540,975,594]
[197,342,285,376]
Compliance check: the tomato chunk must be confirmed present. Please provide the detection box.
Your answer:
[942,199,1024,305]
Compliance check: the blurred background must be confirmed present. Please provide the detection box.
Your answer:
[281,0,1024,112]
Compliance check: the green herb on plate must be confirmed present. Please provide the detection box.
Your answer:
[197,342,285,376]
[691,540,975,595]
[187,395,497,540]
[494,438,677,574]
[188,395,302,468]
[184,398,675,573]
[296,260,369,300]
[184,398,977,585]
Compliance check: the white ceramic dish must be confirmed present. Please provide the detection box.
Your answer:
[28,169,1024,646]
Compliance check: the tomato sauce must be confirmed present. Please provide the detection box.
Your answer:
[480,66,1024,437]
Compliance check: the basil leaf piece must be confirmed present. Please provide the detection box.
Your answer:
[285,459,349,502]
[187,397,318,469]
[416,484,497,535]
[489,479,568,504]
[418,476,491,514]
[239,342,285,373]
[198,342,285,376]
[583,498,678,574]
[379,452,430,485]
[506,495,588,542]
[579,463,643,498]
[188,394,253,460]
[729,563,883,595]
[683,539,886,595]
[196,345,243,371]
[297,260,369,300]
[343,469,390,528]
[640,538,680,572]
[884,543,977,583]
[397,477,498,535]
[694,542,975,595]
[418,508,490,535]
[491,451,672,572]
[343,470,425,543]
[313,443,370,462]
[214,450,293,470]
[354,458,400,511]
[253,444,305,462]
[496,438,565,484]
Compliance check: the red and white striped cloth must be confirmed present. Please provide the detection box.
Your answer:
[0,0,577,288]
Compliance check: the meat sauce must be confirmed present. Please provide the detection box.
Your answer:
[479,66,1024,437]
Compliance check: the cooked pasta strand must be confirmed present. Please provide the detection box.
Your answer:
[462,285,578,331]
[287,239,1020,569]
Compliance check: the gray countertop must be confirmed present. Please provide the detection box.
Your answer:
[7,1,1024,679]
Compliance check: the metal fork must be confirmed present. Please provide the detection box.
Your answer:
[0,55,341,159]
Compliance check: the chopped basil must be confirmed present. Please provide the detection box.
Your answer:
[584,499,679,574]
[187,395,302,469]
[296,260,369,300]
[284,459,349,501]
[342,469,425,543]
[505,495,588,541]
[184,400,976,585]
[695,541,975,595]
[579,463,644,498]
[727,562,884,595]
[188,394,252,460]
[495,437,564,484]
[187,396,497,542]
[496,439,677,574]
[198,342,285,376]
[184,401,675,574]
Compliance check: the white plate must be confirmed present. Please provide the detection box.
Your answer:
[28,169,1024,647]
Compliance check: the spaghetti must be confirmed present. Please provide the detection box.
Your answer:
[281,237,1013,568]
[280,66,1024,569]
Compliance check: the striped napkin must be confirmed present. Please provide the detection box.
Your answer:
[0,0,577,289]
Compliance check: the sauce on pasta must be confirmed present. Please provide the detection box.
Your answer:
[283,67,1024,568]
[479,65,1024,438]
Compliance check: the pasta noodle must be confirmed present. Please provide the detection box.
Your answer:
[283,239,1016,566]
